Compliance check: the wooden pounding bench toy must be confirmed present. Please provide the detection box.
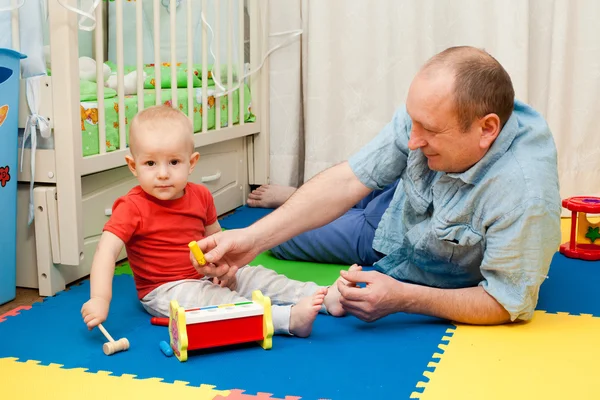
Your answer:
[169,291,274,361]
[164,241,274,361]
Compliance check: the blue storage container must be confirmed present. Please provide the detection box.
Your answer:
[0,48,26,305]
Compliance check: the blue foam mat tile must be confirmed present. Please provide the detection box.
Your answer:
[219,205,273,229]
[0,274,452,399]
[537,252,600,316]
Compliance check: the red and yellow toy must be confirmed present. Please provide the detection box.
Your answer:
[168,291,274,362]
[167,241,274,361]
[559,196,600,261]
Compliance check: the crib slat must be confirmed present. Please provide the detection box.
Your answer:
[186,0,193,124]
[201,0,208,133]
[94,3,106,155]
[116,0,127,152]
[238,0,244,126]
[227,0,233,127]
[154,0,162,106]
[170,0,177,109]
[215,0,221,130]
[11,0,19,51]
[136,0,144,113]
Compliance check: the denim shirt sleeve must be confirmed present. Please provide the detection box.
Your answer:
[348,106,412,190]
[479,198,561,321]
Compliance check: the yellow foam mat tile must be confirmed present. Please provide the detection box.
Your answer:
[0,357,230,399]
[413,311,600,400]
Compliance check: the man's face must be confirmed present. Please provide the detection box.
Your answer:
[406,70,487,173]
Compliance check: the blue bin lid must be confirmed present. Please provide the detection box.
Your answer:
[0,48,27,59]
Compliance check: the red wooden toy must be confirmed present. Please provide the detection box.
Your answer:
[559,196,600,261]
[168,290,274,362]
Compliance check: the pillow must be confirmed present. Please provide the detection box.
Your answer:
[80,79,117,101]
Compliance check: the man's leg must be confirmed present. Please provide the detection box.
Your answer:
[269,179,398,265]
[353,179,399,210]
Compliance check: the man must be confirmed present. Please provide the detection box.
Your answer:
[193,46,561,326]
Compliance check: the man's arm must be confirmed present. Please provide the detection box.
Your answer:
[250,162,372,254]
[399,282,510,324]
[338,270,510,325]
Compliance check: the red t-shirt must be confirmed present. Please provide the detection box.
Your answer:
[103,183,217,299]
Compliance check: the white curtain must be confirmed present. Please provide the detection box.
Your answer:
[267,0,600,203]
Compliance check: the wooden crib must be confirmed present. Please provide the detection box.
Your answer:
[12,0,270,296]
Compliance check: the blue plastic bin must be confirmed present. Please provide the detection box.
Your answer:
[0,48,26,305]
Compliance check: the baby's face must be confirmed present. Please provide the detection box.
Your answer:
[129,128,196,201]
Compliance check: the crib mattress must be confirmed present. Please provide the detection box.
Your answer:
[80,84,253,157]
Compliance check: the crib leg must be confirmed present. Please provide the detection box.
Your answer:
[33,187,66,296]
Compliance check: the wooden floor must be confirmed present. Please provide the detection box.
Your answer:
[0,287,43,315]
[0,276,89,315]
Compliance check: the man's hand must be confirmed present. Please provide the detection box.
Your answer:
[337,269,404,322]
[339,269,513,325]
[81,297,110,330]
[192,228,260,283]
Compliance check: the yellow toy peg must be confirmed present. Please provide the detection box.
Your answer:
[188,241,206,265]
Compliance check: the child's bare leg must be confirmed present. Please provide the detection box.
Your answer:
[247,184,297,208]
[289,287,328,337]
[324,264,362,317]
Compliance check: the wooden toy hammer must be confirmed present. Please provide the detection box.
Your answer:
[98,323,129,355]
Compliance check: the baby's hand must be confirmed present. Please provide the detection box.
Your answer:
[81,297,110,330]
[211,276,237,290]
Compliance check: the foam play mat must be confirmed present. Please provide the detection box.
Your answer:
[1,206,599,399]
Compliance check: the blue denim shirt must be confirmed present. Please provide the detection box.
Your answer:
[349,100,561,321]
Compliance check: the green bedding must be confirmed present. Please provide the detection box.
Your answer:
[79,62,254,157]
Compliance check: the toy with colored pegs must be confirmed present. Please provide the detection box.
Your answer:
[168,290,274,362]
[188,241,206,265]
[98,323,130,355]
[560,196,600,261]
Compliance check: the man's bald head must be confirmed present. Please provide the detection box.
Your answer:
[419,46,515,132]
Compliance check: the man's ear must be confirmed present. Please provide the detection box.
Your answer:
[189,152,200,174]
[479,113,501,150]
[125,154,137,176]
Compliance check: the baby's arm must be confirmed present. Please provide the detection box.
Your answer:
[205,220,222,236]
[81,231,125,330]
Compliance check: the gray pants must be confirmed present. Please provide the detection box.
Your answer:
[140,265,324,334]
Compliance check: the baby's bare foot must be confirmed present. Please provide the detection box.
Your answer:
[324,264,363,317]
[247,184,297,208]
[289,287,328,337]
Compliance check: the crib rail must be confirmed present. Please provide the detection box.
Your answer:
[12,0,270,269]
[82,0,264,175]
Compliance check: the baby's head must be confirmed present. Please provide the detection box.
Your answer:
[125,105,199,201]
